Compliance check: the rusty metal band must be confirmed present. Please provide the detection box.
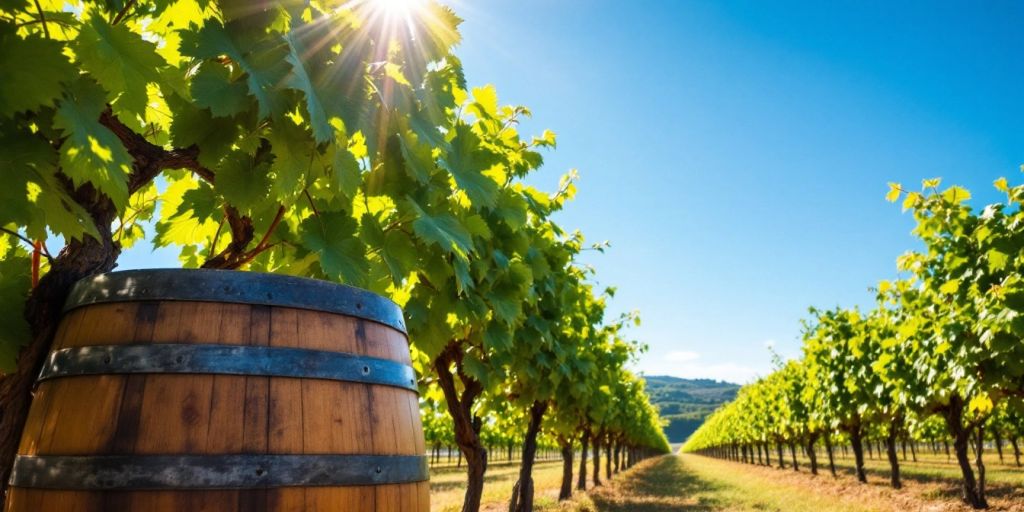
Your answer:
[37,344,418,392]
[10,454,429,490]
[63,269,407,334]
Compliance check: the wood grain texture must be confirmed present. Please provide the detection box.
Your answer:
[6,296,427,512]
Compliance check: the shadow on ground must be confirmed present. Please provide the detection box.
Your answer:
[589,456,722,512]
[797,456,1024,503]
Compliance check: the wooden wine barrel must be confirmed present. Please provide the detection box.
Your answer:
[5,269,429,512]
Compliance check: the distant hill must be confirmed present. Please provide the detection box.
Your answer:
[643,375,740,443]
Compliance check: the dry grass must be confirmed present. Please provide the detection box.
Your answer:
[429,452,1024,511]
[430,458,570,512]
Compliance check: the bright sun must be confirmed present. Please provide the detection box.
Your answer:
[369,0,425,19]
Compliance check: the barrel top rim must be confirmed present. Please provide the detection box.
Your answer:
[63,269,407,334]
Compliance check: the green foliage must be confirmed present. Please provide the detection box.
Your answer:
[0,6,670,502]
[684,178,1024,505]
[0,236,30,372]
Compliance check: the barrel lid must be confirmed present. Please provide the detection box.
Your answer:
[63,269,407,334]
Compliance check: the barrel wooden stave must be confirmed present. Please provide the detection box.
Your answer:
[7,287,426,512]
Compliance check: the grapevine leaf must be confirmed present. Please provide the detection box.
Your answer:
[406,199,472,256]
[53,79,132,211]
[941,186,971,204]
[0,128,52,229]
[168,99,240,168]
[361,213,416,284]
[399,131,435,184]
[468,85,498,119]
[494,192,528,230]
[299,211,369,286]
[487,283,523,324]
[0,24,75,118]
[190,62,251,117]
[994,177,1009,193]
[329,145,362,201]
[885,182,901,203]
[179,21,289,119]
[266,121,317,201]
[0,240,31,372]
[153,175,220,250]
[214,151,273,215]
[440,124,500,208]
[483,322,512,352]
[282,19,366,144]
[462,353,489,387]
[74,17,166,118]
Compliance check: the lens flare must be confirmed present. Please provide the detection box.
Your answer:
[372,0,425,18]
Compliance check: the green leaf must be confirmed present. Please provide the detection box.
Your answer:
[462,353,489,387]
[483,322,512,352]
[281,20,367,144]
[469,84,498,119]
[987,249,1009,272]
[53,79,132,211]
[179,21,289,119]
[169,99,240,168]
[902,191,922,211]
[361,213,416,284]
[75,17,166,118]
[329,145,362,201]
[885,182,901,203]
[941,186,971,204]
[266,121,317,201]
[494,192,528,230]
[7,131,95,240]
[214,151,272,215]
[299,211,369,287]
[399,131,435,184]
[0,128,53,230]
[153,175,220,250]
[0,239,31,372]
[994,177,1009,193]
[487,283,523,324]
[406,199,472,256]
[190,62,250,117]
[440,124,500,208]
[0,24,75,118]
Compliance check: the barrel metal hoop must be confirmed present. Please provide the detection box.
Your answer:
[10,454,429,490]
[38,344,419,392]
[63,269,407,334]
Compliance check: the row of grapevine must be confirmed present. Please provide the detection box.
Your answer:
[0,0,668,510]
[683,178,1024,509]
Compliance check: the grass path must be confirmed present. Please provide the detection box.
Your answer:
[430,453,1024,511]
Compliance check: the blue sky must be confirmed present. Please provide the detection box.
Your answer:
[122,0,1024,384]
[448,0,1024,382]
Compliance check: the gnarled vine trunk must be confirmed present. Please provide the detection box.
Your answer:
[559,437,573,501]
[943,397,987,509]
[509,400,547,512]
[434,346,487,512]
[577,428,589,491]
[824,433,836,477]
[806,433,819,475]
[849,424,867,483]
[1010,437,1021,467]
[604,437,612,480]
[886,418,902,489]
